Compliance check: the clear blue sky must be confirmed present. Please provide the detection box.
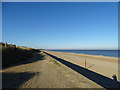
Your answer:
[3,2,118,49]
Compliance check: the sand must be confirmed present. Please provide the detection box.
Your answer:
[45,51,119,81]
[1,50,119,88]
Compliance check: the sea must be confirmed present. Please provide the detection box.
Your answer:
[47,50,119,57]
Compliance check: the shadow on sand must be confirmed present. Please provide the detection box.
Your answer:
[44,52,120,89]
[2,52,44,89]
[2,72,39,88]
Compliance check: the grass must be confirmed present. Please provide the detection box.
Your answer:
[50,59,61,66]
[1,42,41,68]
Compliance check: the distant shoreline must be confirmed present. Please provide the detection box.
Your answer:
[47,50,119,58]
[45,50,118,60]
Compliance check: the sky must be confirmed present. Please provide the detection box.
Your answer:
[2,2,118,49]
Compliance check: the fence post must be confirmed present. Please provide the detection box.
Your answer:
[85,59,86,68]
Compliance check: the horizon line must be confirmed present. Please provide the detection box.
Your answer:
[45,49,119,50]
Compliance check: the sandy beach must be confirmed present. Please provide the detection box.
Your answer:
[2,50,119,88]
[44,51,119,80]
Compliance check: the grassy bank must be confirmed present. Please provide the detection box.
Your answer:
[1,42,41,68]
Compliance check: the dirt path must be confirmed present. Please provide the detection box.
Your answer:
[2,51,102,88]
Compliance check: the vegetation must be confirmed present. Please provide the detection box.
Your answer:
[1,42,40,68]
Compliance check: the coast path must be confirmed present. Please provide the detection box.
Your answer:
[2,51,102,88]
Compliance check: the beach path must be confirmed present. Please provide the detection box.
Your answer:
[2,51,103,88]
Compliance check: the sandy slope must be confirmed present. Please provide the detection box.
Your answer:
[2,51,103,88]
[44,51,119,81]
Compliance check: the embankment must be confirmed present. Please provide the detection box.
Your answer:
[1,43,40,67]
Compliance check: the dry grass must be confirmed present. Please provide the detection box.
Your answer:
[1,42,40,67]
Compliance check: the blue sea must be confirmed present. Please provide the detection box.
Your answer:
[48,50,119,57]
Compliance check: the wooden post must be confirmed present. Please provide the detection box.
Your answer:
[85,59,87,68]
